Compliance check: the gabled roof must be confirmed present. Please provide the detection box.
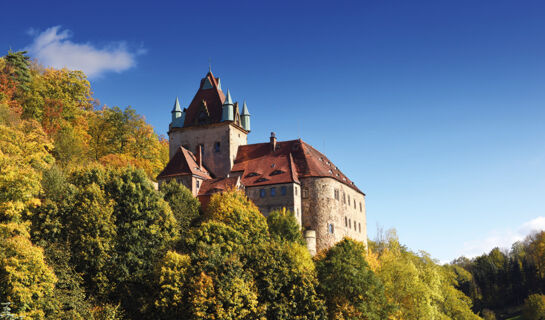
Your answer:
[197,176,242,209]
[183,71,226,127]
[198,176,241,196]
[231,139,364,194]
[157,146,212,180]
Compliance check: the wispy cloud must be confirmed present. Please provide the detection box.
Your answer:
[457,216,545,260]
[25,26,144,78]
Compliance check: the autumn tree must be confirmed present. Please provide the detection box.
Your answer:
[316,238,392,320]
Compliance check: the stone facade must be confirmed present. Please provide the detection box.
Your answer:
[245,182,302,226]
[300,177,366,252]
[168,122,248,178]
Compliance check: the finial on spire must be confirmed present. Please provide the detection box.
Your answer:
[208,58,212,74]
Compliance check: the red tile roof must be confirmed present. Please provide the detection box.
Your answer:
[231,139,364,194]
[156,146,212,180]
[197,176,242,208]
[198,176,241,196]
[183,72,226,127]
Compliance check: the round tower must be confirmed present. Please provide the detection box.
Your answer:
[241,100,251,131]
[221,89,234,122]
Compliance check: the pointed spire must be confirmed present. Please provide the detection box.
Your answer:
[171,97,182,112]
[241,100,250,115]
[224,89,233,105]
[240,100,251,131]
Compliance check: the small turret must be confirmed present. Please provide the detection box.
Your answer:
[241,100,251,131]
[171,97,185,128]
[221,89,234,122]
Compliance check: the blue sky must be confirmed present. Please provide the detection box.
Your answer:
[2,0,545,262]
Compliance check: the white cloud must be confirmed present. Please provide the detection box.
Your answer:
[457,216,545,260]
[25,26,144,78]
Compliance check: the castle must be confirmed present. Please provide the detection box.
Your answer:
[157,70,367,254]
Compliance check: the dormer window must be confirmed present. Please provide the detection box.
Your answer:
[256,177,269,183]
[271,169,285,176]
[246,172,259,178]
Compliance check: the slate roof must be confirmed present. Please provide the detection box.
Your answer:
[156,146,212,180]
[231,139,364,194]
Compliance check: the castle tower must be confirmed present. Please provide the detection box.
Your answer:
[167,70,250,178]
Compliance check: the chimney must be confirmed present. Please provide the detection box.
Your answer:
[270,132,277,151]
[197,144,203,168]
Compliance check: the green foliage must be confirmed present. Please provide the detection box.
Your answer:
[316,238,392,320]
[43,243,94,320]
[266,208,304,245]
[3,51,31,94]
[68,182,116,296]
[523,294,545,320]
[248,241,326,320]
[159,180,200,237]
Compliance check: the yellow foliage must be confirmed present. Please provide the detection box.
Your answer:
[0,118,53,222]
[0,222,57,319]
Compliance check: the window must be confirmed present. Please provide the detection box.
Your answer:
[328,223,334,234]
[342,192,346,204]
[345,217,348,227]
[280,186,287,196]
[295,186,298,196]
[354,201,356,209]
[359,223,361,233]
[334,189,339,200]
[196,180,200,188]
[271,169,285,176]
[256,177,269,183]
[349,219,351,229]
[246,172,259,178]
[260,189,266,198]
[214,141,220,153]
[359,203,362,212]
[354,222,357,231]
[302,188,308,199]
[270,187,276,197]
[348,195,350,206]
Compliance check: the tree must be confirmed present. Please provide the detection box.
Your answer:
[205,190,268,243]
[0,223,57,319]
[67,183,117,296]
[0,118,53,223]
[316,238,392,320]
[266,208,304,245]
[523,294,545,320]
[159,180,200,238]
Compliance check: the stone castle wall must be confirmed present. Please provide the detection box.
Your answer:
[300,177,366,253]
[169,123,247,177]
[246,182,302,225]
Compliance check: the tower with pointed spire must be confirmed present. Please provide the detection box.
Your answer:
[241,101,251,131]
[221,89,234,122]
[170,97,185,129]
[166,70,250,178]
